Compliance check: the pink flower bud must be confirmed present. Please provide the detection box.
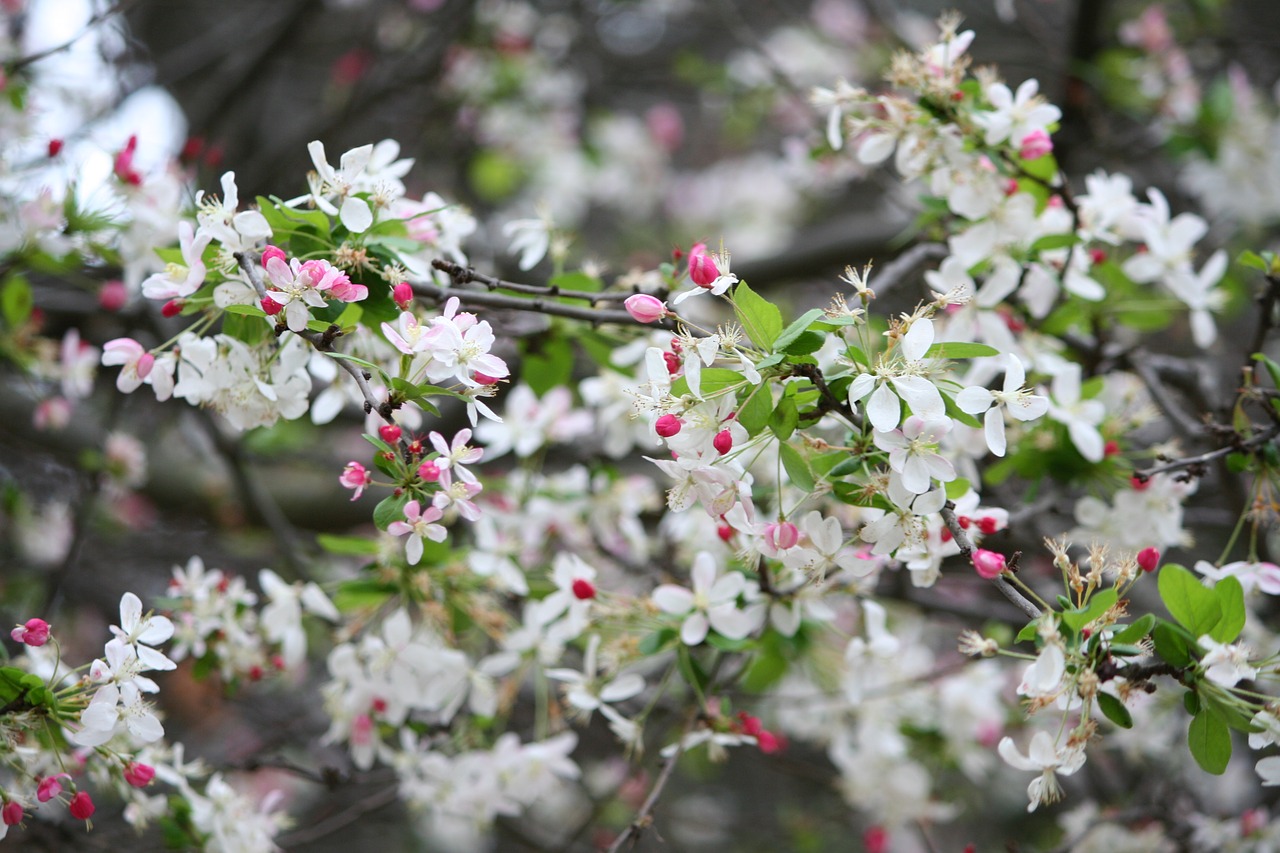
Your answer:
[765,521,800,551]
[687,243,719,287]
[379,424,402,444]
[716,524,734,542]
[392,282,414,310]
[473,372,499,385]
[624,293,668,324]
[1137,547,1160,573]
[1019,129,1053,160]
[2,801,22,826]
[36,776,63,803]
[864,827,889,853]
[123,762,155,788]
[655,414,682,437]
[98,280,127,311]
[261,245,287,267]
[972,549,1006,580]
[712,429,733,455]
[417,461,442,482]
[260,297,282,316]
[68,791,95,820]
[756,729,783,754]
[340,462,372,500]
[161,299,184,318]
[646,103,684,152]
[571,578,597,600]
[47,138,63,158]
[11,617,50,646]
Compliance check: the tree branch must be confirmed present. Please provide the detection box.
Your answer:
[607,711,698,853]
[940,501,1042,620]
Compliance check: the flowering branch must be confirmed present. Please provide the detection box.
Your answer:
[940,501,1041,620]
[1135,423,1280,481]
[606,711,699,853]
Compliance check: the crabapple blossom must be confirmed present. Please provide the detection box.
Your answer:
[259,568,340,668]
[140,221,211,300]
[872,416,956,494]
[956,356,1049,457]
[11,618,49,646]
[847,318,945,432]
[971,549,1006,579]
[998,731,1086,812]
[388,500,447,564]
[973,78,1062,147]
[1198,636,1257,687]
[101,338,155,394]
[624,293,668,323]
[1195,560,1280,594]
[340,461,372,499]
[108,592,176,674]
[652,552,761,645]
[428,428,483,483]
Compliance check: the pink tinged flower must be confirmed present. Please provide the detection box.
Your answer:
[340,461,372,500]
[33,397,72,431]
[655,414,682,437]
[11,617,50,646]
[764,521,800,552]
[261,245,287,266]
[688,243,718,287]
[37,775,65,802]
[392,281,414,309]
[872,416,956,494]
[624,293,669,323]
[2,801,21,826]
[428,428,483,482]
[431,468,483,521]
[972,549,1007,579]
[140,221,212,300]
[68,791,95,821]
[387,500,447,564]
[417,461,441,482]
[101,338,155,394]
[1137,547,1160,573]
[379,424,402,444]
[124,762,156,788]
[1019,128,1053,159]
[1195,559,1280,595]
[113,134,141,185]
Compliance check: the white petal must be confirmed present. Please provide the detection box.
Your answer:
[984,407,1007,457]
[340,197,374,233]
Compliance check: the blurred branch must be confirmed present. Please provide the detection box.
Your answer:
[10,0,141,72]
[607,710,698,853]
[941,501,1042,619]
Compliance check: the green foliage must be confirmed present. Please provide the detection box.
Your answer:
[732,281,784,350]
[1188,708,1232,775]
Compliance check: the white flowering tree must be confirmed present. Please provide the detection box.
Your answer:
[4,1,1280,850]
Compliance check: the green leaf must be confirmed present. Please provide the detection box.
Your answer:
[779,442,815,491]
[1016,620,1040,644]
[1061,587,1119,633]
[1,274,33,328]
[845,345,869,367]
[1238,250,1269,272]
[923,341,1000,360]
[1153,621,1194,667]
[1020,153,1059,182]
[1097,692,1133,729]
[521,335,574,395]
[1188,708,1232,775]
[638,628,676,656]
[1111,613,1156,646]
[1030,233,1080,254]
[677,645,711,691]
[732,281,784,349]
[1210,576,1246,643]
[1253,354,1280,391]
[782,331,825,356]
[222,303,268,317]
[944,478,971,499]
[773,308,827,352]
[548,271,603,293]
[741,647,789,693]
[737,386,773,436]
[373,493,410,531]
[769,394,799,441]
[332,578,394,612]
[1158,563,1221,636]
[317,534,380,556]
[671,368,745,398]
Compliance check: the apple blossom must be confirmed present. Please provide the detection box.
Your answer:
[10,617,49,646]
[624,293,668,323]
[388,500,447,564]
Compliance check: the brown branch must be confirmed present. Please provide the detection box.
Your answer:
[1135,423,1280,481]
[940,501,1042,620]
[430,259,646,303]
[607,710,699,853]
[418,264,670,327]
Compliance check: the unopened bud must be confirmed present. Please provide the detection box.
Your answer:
[571,578,597,600]
[261,245,287,267]
[687,243,718,287]
[99,280,127,311]
[161,299,184,318]
[1019,129,1053,160]
[624,293,668,323]
[1137,547,1160,573]
[260,297,282,316]
[655,414,682,437]
[392,281,414,310]
[379,424,402,444]
[972,549,1007,580]
[713,429,733,455]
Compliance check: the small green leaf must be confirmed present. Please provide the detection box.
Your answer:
[1210,576,1246,643]
[1030,233,1080,254]
[1238,249,1269,272]
[1253,354,1280,391]
[1111,613,1156,646]
[1188,708,1232,775]
[521,335,574,395]
[923,341,1000,359]
[333,578,394,612]
[317,534,380,556]
[1,274,33,328]
[737,386,773,436]
[1016,620,1040,644]
[782,331,826,356]
[1097,692,1133,729]
[222,303,267,317]
[944,478,971,499]
[779,442,814,491]
[677,645,711,691]
[1158,563,1221,636]
[638,628,677,656]
[732,281,784,349]
[769,395,799,441]
[1153,621,1193,667]
[741,647,789,693]
[773,308,827,352]
[373,493,411,531]
[1061,588,1119,633]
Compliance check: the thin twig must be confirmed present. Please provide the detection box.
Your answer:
[607,711,699,853]
[274,784,400,847]
[9,0,141,71]
[424,262,672,327]
[431,259,644,303]
[1126,349,1205,440]
[1136,423,1280,480]
[940,501,1042,620]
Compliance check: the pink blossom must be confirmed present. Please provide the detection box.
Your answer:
[37,775,65,803]
[1137,547,1160,573]
[11,617,50,646]
[2,801,22,826]
[113,134,141,185]
[688,243,719,287]
[379,424,402,444]
[101,338,155,394]
[388,500,447,564]
[1019,129,1053,160]
[624,293,668,323]
[392,281,413,310]
[571,578,597,600]
[339,462,372,500]
[713,429,733,454]
[123,762,155,788]
[972,549,1007,579]
[68,790,94,820]
[764,522,800,552]
[655,414,682,437]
